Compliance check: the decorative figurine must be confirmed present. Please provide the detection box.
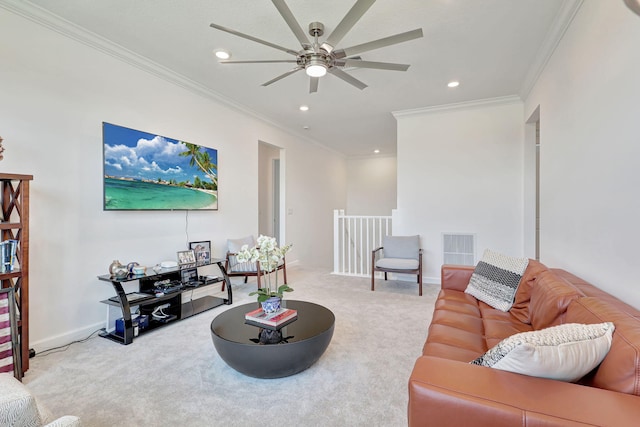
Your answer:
[109,260,128,278]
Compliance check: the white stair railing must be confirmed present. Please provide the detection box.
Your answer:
[333,209,392,277]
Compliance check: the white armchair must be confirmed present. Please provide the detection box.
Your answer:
[371,235,423,295]
[0,373,80,426]
[222,235,287,291]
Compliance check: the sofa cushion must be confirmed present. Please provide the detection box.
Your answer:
[509,259,549,324]
[529,271,583,329]
[465,249,529,312]
[424,289,487,361]
[566,297,640,396]
[375,258,419,270]
[471,322,615,382]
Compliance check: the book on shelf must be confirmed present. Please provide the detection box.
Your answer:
[245,307,298,327]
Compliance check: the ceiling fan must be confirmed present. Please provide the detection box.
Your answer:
[209,0,423,93]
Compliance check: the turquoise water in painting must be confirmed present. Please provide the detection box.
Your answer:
[104,178,217,210]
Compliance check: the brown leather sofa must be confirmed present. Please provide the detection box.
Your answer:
[408,261,640,426]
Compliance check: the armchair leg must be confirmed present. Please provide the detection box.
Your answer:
[371,271,375,291]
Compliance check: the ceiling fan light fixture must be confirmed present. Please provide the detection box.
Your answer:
[306,63,327,77]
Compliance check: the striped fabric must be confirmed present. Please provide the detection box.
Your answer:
[227,255,258,273]
[465,249,529,312]
[0,293,14,374]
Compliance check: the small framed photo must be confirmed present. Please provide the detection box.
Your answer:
[189,241,211,266]
[177,249,196,268]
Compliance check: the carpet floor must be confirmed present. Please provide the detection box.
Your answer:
[25,266,438,427]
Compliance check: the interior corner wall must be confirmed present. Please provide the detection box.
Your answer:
[394,101,525,282]
[346,155,397,216]
[0,8,347,351]
[524,1,640,308]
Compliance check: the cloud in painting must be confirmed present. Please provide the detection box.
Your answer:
[103,126,215,184]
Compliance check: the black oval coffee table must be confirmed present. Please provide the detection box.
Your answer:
[210,300,335,378]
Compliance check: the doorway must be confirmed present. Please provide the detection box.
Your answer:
[258,141,285,244]
[525,107,540,260]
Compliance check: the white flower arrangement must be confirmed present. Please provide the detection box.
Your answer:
[235,235,293,302]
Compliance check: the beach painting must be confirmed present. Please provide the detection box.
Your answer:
[103,122,218,210]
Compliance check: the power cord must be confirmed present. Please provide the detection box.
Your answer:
[151,306,171,319]
[185,210,189,247]
[34,328,103,357]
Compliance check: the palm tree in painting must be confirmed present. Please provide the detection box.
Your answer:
[179,142,217,189]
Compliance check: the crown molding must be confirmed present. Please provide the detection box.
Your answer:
[519,0,584,100]
[392,95,522,119]
[0,0,344,157]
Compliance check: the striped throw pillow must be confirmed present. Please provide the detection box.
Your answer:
[465,249,529,311]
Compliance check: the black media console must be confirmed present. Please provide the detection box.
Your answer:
[97,258,232,345]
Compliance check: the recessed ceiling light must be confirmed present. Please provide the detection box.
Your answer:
[303,125,310,130]
[374,149,380,154]
[214,49,231,60]
[447,81,460,88]
[299,105,309,112]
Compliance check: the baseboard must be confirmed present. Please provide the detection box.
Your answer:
[393,273,440,285]
[331,271,440,285]
[30,321,105,354]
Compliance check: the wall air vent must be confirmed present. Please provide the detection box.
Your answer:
[442,233,475,266]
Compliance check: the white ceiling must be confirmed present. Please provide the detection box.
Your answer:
[18,0,573,157]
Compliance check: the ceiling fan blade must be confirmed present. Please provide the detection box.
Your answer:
[220,60,298,64]
[339,59,410,71]
[333,28,423,59]
[310,77,319,93]
[328,68,368,90]
[322,0,376,53]
[210,23,299,56]
[272,0,312,50]
[261,67,302,87]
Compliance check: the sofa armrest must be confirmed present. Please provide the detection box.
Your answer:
[409,356,640,427]
[440,264,474,292]
[0,373,44,426]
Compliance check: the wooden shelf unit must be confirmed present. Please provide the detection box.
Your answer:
[0,173,33,376]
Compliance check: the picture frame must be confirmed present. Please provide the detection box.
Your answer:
[103,122,218,211]
[189,241,211,265]
[177,249,196,268]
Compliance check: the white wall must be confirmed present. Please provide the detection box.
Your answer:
[0,8,346,350]
[524,1,640,308]
[394,99,525,282]
[346,155,397,216]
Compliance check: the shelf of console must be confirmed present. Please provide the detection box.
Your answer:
[97,258,233,345]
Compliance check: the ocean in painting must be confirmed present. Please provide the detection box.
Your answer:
[104,178,217,210]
